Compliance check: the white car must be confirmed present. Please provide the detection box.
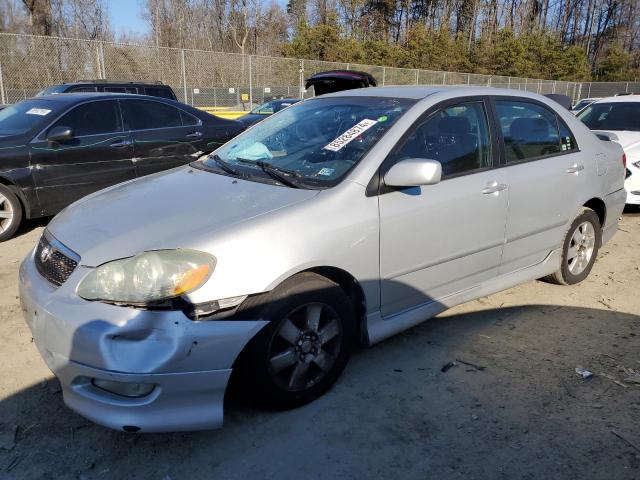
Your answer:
[577,95,640,205]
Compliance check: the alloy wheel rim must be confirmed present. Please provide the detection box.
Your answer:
[567,221,595,275]
[268,302,343,392]
[0,193,14,234]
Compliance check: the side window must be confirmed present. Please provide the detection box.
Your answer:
[391,101,492,178]
[495,100,562,162]
[144,87,175,100]
[121,99,182,130]
[558,119,578,152]
[49,101,121,137]
[104,87,126,93]
[69,86,97,93]
[179,110,199,126]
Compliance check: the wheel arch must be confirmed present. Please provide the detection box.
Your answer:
[583,197,606,227]
[0,175,32,219]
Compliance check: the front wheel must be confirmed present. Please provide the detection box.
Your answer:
[0,184,23,242]
[239,273,355,409]
[545,208,601,285]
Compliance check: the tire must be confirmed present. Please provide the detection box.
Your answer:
[545,208,601,285]
[0,184,22,242]
[238,272,355,410]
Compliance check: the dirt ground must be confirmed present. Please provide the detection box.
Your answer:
[0,210,639,480]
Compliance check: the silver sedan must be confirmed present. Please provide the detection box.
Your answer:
[19,86,626,432]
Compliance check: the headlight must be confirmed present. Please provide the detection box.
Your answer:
[77,250,215,304]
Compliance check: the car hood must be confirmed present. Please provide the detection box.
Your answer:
[593,130,640,157]
[47,166,320,267]
[0,133,29,147]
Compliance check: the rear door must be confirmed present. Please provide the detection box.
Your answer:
[492,98,585,273]
[120,98,204,178]
[29,99,135,215]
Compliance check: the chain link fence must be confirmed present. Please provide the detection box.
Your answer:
[0,32,593,109]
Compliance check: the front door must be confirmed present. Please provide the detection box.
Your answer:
[379,99,508,316]
[30,100,135,216]
[120,99,203,178]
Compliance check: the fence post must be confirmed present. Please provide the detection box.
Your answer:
[248,55,253,107]
[442,71,446,85]
[552,81,557,93]
[0,58,6,105]
[299,60,304,97]
[467,73,470,85]
[180,49,187,104]
[415,69,419,85]
[99,42,106,78]
[382,67,386,86]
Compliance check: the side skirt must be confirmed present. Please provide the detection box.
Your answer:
[365,248,562,345]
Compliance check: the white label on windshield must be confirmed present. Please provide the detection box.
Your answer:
[26,108,51,116]
[323,119,378,152]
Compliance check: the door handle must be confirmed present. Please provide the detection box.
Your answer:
[567,163,584,174]
[481,181,508,195]
[110,139,132,148]
[186,131,203,138]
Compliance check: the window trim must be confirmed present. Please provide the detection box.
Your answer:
[119,98,202,133]
[489,96,580,168]
[370,95,499,196]
[31,98,125,142]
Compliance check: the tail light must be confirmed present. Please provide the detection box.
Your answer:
[622,153,627,167]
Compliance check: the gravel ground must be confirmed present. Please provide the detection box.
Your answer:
[0,210,639,480]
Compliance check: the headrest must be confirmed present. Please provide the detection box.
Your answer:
[438,116,471,135]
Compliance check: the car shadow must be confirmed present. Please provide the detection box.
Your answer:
[2,302,639,479]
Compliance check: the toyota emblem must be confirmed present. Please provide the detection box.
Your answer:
[40,245,52,263]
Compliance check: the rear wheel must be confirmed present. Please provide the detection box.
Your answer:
[0,184,22,242]
[239,273,355,409]
[545,208,601,285]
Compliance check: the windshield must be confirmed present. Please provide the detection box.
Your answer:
[201,96,415,187]
[577,102,640,131]
[250,99,297,115]
[36,85,67,96]
[0,99,60,136]
[571,100,592,111]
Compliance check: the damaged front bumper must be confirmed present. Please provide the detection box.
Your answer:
[19,248,267,432]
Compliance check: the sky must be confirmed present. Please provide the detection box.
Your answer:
[108,0,149,39]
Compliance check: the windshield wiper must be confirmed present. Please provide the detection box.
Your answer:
[209,154,244,178]
[236,158,304,188]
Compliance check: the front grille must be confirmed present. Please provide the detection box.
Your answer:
[34,232,79,286]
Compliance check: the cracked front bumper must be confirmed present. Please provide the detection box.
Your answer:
[19,247,267,432]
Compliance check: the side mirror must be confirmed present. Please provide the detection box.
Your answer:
[47,126,74,143]
[384,158,442,187]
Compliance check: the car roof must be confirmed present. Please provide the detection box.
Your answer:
[592,95,640,103]
[55,81,171,87]
[31,92,174,105]
[318,85,559,101]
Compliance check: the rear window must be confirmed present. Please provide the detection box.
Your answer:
[144,87,176,100]
[0,99,59,136]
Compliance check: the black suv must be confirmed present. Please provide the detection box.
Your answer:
[36,81,177,100]
[0,93,244,240]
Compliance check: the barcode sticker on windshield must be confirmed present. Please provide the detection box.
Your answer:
[26,108,51,116]
[323,119,378,152]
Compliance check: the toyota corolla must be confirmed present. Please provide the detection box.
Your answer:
[20,87,626,432]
